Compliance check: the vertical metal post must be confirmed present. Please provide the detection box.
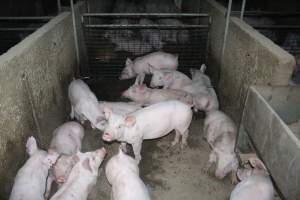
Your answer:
[240,0,247,20]
[70,0,80,73]
[221,0,233,65]
[57,0,62,13]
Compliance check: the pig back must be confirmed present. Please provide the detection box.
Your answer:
[132,101,192,139]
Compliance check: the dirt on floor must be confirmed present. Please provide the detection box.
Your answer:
[83,117,235,200]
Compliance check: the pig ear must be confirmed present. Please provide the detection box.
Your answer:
[26,136,38,156]
[148,63,156,74]
[124,116,136,127]
[134,76,140,85]
[200,64,207,73]
[82,158,92,172]
[126,58,132,66]
[104,107,112,119]
[249,157,267,171]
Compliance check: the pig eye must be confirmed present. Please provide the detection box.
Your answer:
[117,125,122,129]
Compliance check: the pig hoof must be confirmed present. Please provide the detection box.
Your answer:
[171,141,178,146]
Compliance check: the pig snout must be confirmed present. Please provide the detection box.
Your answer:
[121,90,129,98]
[102,132,113,142]
[56,175,66,184]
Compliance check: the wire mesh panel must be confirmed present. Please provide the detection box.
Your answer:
[0,17,51,55]
[82,13,211,78]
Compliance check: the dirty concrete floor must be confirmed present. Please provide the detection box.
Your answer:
[82,117,235,200]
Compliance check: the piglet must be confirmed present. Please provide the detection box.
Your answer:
[50,148,106,200]
[119,51,178,84]
[9,136,59,200]
[150,67,192,89]
[50,121,85,155]
[189,64,212,88]
[68,79,105,130]
[106,147,151,200]
[230,157,274,200]
[203,110,238,183]
[103,100,192,163]
[45,122,85,198]
[122,83,193,106]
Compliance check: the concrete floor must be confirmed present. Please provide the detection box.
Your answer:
[82,117,235,200]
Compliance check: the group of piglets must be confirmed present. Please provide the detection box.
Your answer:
[9,121,106,200]
[9,50,274,200]
[117,51,275,199]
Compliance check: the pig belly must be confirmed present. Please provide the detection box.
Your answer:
[142,126,174,140]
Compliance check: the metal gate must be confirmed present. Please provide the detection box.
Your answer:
[0,17,52,55]
[81,13,211,78]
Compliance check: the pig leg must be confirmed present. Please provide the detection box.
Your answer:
[230,170,238,184]
[203,150,217,174]
[136,73,145,85]
[171,130,181,146]
[44,172,54,199]
[132,140,143,164]
[70,106,75,119]
[120,142,128,153]
[181,129,189,149]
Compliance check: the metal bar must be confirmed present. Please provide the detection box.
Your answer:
[0,16,53,20]
[0,28,37,31]
[83,24,209,29]
[57,0,62,13]
[240,0,246,20]
[70,0,80,72]
[82,13,210,18]
[253,25,300,29]
[221,0,233,65]
[232,11,300,17]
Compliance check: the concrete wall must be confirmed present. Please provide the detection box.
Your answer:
[241,86,300,200]
[0,12,76,198]
[200,0,295,120]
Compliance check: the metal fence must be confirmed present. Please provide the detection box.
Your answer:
[81,13,211,78]
[0,17,52,55]
[232,11,300,56]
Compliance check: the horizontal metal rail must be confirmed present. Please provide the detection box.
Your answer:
[231,11,300,17]
[84,24,209,29]
[0,16,53,20]
[0,27,37,31]
[253,25,300,30]
[82,13,210,18]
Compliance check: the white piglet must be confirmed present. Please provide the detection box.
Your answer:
[9,136,59,200]
[68,79,105,130]
[230,157,274,200]
[44,122,85,198]
[119,51,178,84]
[103,100,192,163]
[203,110,238,183]
[50,148,106,200]
[106,147,151,200]
[150,67,192,89]
[50,121,85,155]
[122,83,194,106]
